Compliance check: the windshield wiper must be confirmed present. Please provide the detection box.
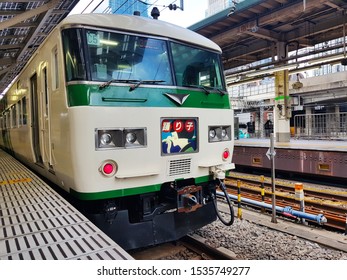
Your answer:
[183,84,211,95]
[202,85,228,96]
[99,79,140,90]
[129,80,165,91]
[183,84,226,96]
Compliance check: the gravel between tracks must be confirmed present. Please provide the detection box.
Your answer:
[194,216,347,260]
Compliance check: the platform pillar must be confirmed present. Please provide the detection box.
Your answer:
[305,107,312,137]
[259,105,264,138]
[274,69,291,142]
[334,105,340,136]
[273,41,291,143]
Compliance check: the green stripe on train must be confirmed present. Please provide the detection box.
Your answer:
[69,175,211,200]
[67,84,230,109]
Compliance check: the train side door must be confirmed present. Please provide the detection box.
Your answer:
[41,66,53,170]
[30,73,43,164]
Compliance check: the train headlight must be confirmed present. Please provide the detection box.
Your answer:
[208,126,231,142]
[95,128,147,150]
[209,129,216,139]
[125,132,137,144]
[96,129,121,149]
[100,133,112,145]
[124,128,146,148]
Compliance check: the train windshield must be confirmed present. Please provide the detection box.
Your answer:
[86,29,172,83]
[62,28,225,90]
[170,42,226,90]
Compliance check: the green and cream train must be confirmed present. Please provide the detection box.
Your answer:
[0,14,234,250]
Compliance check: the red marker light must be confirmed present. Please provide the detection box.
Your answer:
[222,149,230,160]
[100,161,118,177]
[103,163,114,175]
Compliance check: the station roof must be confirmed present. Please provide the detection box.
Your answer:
[190,0,347,83]
[2,1,347,94]
[0,0,78,96]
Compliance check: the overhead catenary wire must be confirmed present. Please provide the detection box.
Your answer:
[121,0,138,15]
[139,0,176,16]
[80,0,95,13]
[160,0,178,13]
[137,0,161,16]
[114,0,129,14]
[106,0,180,18]
[138,0,179,17]
[120,0,162,17]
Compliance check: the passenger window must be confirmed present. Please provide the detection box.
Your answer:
[42,67,49,116]
[18,99,22,126]
[11,104,17,128]
[22,97,27,125]
[5,111,10,128]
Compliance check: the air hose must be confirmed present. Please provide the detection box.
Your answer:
[212,179,235,226]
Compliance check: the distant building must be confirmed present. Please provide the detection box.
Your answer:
[109,0,149,17]
[206,0,242,17]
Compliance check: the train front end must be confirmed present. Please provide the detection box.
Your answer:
[62,15,234,250]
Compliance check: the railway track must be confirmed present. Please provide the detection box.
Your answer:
[129,234,236,260]
[128,172,347,260]
[224,172,347,231]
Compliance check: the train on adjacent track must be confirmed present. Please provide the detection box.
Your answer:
[0,14,235,250]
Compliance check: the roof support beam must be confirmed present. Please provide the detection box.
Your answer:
[0,44,24,50]
[211,0,330,46]
[0,58,15,67]
[325,1,344,11]
[0,11,24,16]
[0,34,24,40]
[0,66,12,76]
[0,0,59,30]
[244,27,280,42]
[285,13,347,42]
[16,11,50,61]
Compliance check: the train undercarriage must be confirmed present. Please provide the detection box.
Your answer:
[78,179,219,250]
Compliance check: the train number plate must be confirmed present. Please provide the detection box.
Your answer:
[161,118,198,155]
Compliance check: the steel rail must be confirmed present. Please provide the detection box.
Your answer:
[223,175,347,231]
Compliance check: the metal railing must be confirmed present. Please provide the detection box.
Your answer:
[294,112,347,139]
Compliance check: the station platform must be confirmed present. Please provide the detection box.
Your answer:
[233,138,347,179]
[0,149,133,260]
[235,138,347,152]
